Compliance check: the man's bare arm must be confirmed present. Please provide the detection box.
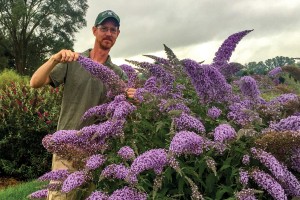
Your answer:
[30,49,79,88]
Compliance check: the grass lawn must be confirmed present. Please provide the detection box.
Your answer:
[0,180,46,200]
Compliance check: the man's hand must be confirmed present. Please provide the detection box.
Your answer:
[51,49,80,63]
[126,88,136,99]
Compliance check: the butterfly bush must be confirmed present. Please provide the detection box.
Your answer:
[268,67,282,77]
[108,186,147,200]
[31,30,300,199]
[129,149,170,184]
[118,146,135,160]
[101,164,130,180]
[239,169,249,186]
[251,147,300,196]
[28,189,48,199]
[169,131,204,156]
[86,191,109,200]
[242,154,250,165]
[251,169,288,200]
[213,29,253,67]
[182,59,233,103]
[119,64,138,88]
[213,124,236,143]
[38,169,70,181]
[61,171,88,193]
[227,100,261,126]
[207,106,222,119]
[174,113,205,133]
[239,76,260,100]
[268,115,300,132]
[77,55,126,98]
[85,154,106,170]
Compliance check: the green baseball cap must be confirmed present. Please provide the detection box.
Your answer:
[94,10,120,27]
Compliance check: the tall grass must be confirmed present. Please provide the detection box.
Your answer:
[0,180,46,200]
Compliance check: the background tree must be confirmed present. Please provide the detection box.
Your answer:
[0,0,88,75]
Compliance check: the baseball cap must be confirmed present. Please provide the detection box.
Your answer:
[94,10,120,27]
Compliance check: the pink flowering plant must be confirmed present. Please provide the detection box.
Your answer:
[29,30,300,200]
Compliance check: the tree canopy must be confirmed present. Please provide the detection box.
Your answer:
[0,0,88,75]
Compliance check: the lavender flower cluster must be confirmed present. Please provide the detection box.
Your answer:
[227,100,261,126]
[182,59,233,103]
[268,67,282,77]
[119,64,138,88]
[86,186,147,200]
[61,171,87,193]
[269,115,300,132]
[213,124,236,143]
[169,131,204,156]
[251,147,300,197]
[101,164,129,180]
[239,76,260,100]
[207,106,222,119]
[85,154,106,170]
[250,169,287,200]
[213,30,253,67]
[118,146,135,160]
[77,55,126,98]
[129,149,169,184]
[174,113,205,133]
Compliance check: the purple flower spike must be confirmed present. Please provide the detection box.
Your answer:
[28,189,48,199]
[251,147,300,197]
[239,169,249,186]
[86,191,109,200]
[239,76,260,99]
[119,64,138,88]
[213,30,253,67]
[61,171,87,193]
[269,115,300,132]
[77,55,126,98]
[242,154,250,165]
[174,113,205,133]
[118,146,135,160]
[38,169,70,181]
[85,154,106,170]
[251,169,287,200]
[207,106,222,119]
[268,67,282,77]
[108,186,147,200]
[182,59,233,103]
[169,131,204,156]
[101,164,129,180]
[213,124,236,143]
[129,149,169,183]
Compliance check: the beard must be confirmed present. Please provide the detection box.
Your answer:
[99,38,115,50]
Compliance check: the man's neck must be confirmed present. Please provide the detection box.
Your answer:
[90,47,110,64]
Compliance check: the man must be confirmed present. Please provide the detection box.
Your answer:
[30,10,136,199]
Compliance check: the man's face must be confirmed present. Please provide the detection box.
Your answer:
[93,19,120,50]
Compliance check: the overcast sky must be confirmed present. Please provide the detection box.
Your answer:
[73,0,300,65]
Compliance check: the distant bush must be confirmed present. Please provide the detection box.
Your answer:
[0,69,29,90]
[0,82,62,180]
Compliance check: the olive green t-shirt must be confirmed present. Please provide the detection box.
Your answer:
[49,49,126,130]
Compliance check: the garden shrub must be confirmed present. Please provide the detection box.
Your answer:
[30,30,300,200]
[0,68,29,90]
[0,82,62,180]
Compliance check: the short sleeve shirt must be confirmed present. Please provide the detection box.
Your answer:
[49,49,127,130]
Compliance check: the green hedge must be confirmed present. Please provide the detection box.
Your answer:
[0,81,62,180]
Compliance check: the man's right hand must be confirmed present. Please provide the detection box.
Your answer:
[52,49,80,63]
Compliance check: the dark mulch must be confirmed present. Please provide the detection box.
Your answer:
[0,177,22,190]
